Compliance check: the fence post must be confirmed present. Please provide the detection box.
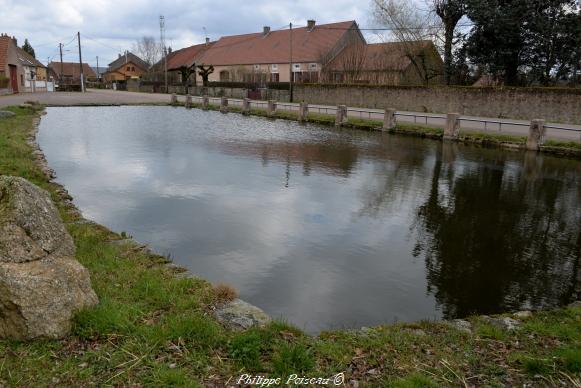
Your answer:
[526,119,546,151]
[202,96,209,110]
[335,105,347,127]
[242,98,250,115]
[444,113,460,140]
[299,102,309,123]
[267,100,277,117]
[185,95,192,108]
[383,108,396,131]
[220,97,229,113]
[170,94,178,105]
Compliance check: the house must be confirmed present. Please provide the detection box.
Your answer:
[194,20,365,84]
[103,52,149,82]
[48,61,97,84]
[326,41,444,86]
[1,34,47,93]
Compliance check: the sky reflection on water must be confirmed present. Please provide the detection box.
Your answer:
[38,106,581,333]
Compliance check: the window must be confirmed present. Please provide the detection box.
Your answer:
[309,63,318,71]
[270,64,278,73]
[20,74,24,86]
[292,63,301,72]
[254,64,260,72]
[126,66,131,71]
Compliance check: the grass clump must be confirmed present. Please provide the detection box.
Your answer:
[212,283,238,303]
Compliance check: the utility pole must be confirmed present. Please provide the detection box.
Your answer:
[289,22,293,103]
[77,32,85,92]
[59,43,64,85]
[160,15,168,93]
[96,56,100,81]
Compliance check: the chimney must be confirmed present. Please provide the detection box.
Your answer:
[263,26,271,36]
[307,20,316,31]
[205,37,210,45]
[12,36,17,46]
[118,53,122,58]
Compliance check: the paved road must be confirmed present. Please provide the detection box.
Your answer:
[2,89,579,141]
[0,89,173,107]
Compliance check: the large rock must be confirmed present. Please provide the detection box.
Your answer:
[0,176,98,340]
[0,176,75,263]
[214,299,271,331]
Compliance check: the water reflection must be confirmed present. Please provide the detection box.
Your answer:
[38,106,580,333]
[414,143,581,318]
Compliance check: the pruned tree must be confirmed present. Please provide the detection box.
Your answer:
[21,39,35,58]
[372,0,442,85]
[197,64,214,86]
[432,0,466,84]
[133,36,161,67]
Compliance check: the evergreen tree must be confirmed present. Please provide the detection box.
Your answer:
[21,39,36,58]
[463,0,579,86]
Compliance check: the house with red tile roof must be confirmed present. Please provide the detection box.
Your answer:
[48,61,97,84]
[1,34,47,93]
[326,41,444,85]
[103,51,149,82]
[194,20,365,84]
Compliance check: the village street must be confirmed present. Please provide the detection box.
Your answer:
[2,89,579,141]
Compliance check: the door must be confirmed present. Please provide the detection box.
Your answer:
[9,65,18,93]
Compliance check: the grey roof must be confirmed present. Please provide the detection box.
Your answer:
[108,52,149,71]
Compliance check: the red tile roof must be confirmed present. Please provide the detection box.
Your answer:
[329,41,435,72]
[48,61,97,78]
[165,42,215,71]
[198,21,357,66]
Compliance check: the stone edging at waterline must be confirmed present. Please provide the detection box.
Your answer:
[28,106,580,336]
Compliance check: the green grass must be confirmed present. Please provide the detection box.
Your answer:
[544,139,581,151]
[0,107,580,386]
[460,130,527,144]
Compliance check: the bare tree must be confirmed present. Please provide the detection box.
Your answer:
[432,0,465,84]
[339,35,368,83]
[133,36,161,67]
[197,65,215,86]
[372,0,442,85]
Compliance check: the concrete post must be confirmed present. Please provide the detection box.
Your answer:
[383,108,396,131]
[202,96,209,110]
[185,95,192,108]
[444,113,460,140]
[220,97,228,113]
[170,94,178,104]
[335,105,348,126]
[267,100,277,117]
[526,119,545,151]
[242,98,251,115]
[299,102,309,123]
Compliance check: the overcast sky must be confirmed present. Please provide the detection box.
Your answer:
[0,0,380,68]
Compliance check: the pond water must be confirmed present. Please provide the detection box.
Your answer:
[38,106,581,333]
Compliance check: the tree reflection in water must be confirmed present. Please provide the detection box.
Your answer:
[413,143,581,319]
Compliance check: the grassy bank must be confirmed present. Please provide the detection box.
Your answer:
[172,101,581,157]
[1,106,580,386]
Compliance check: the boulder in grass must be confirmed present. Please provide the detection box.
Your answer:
[0,176,98,340]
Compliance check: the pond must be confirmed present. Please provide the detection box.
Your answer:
[38,106,581,333]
